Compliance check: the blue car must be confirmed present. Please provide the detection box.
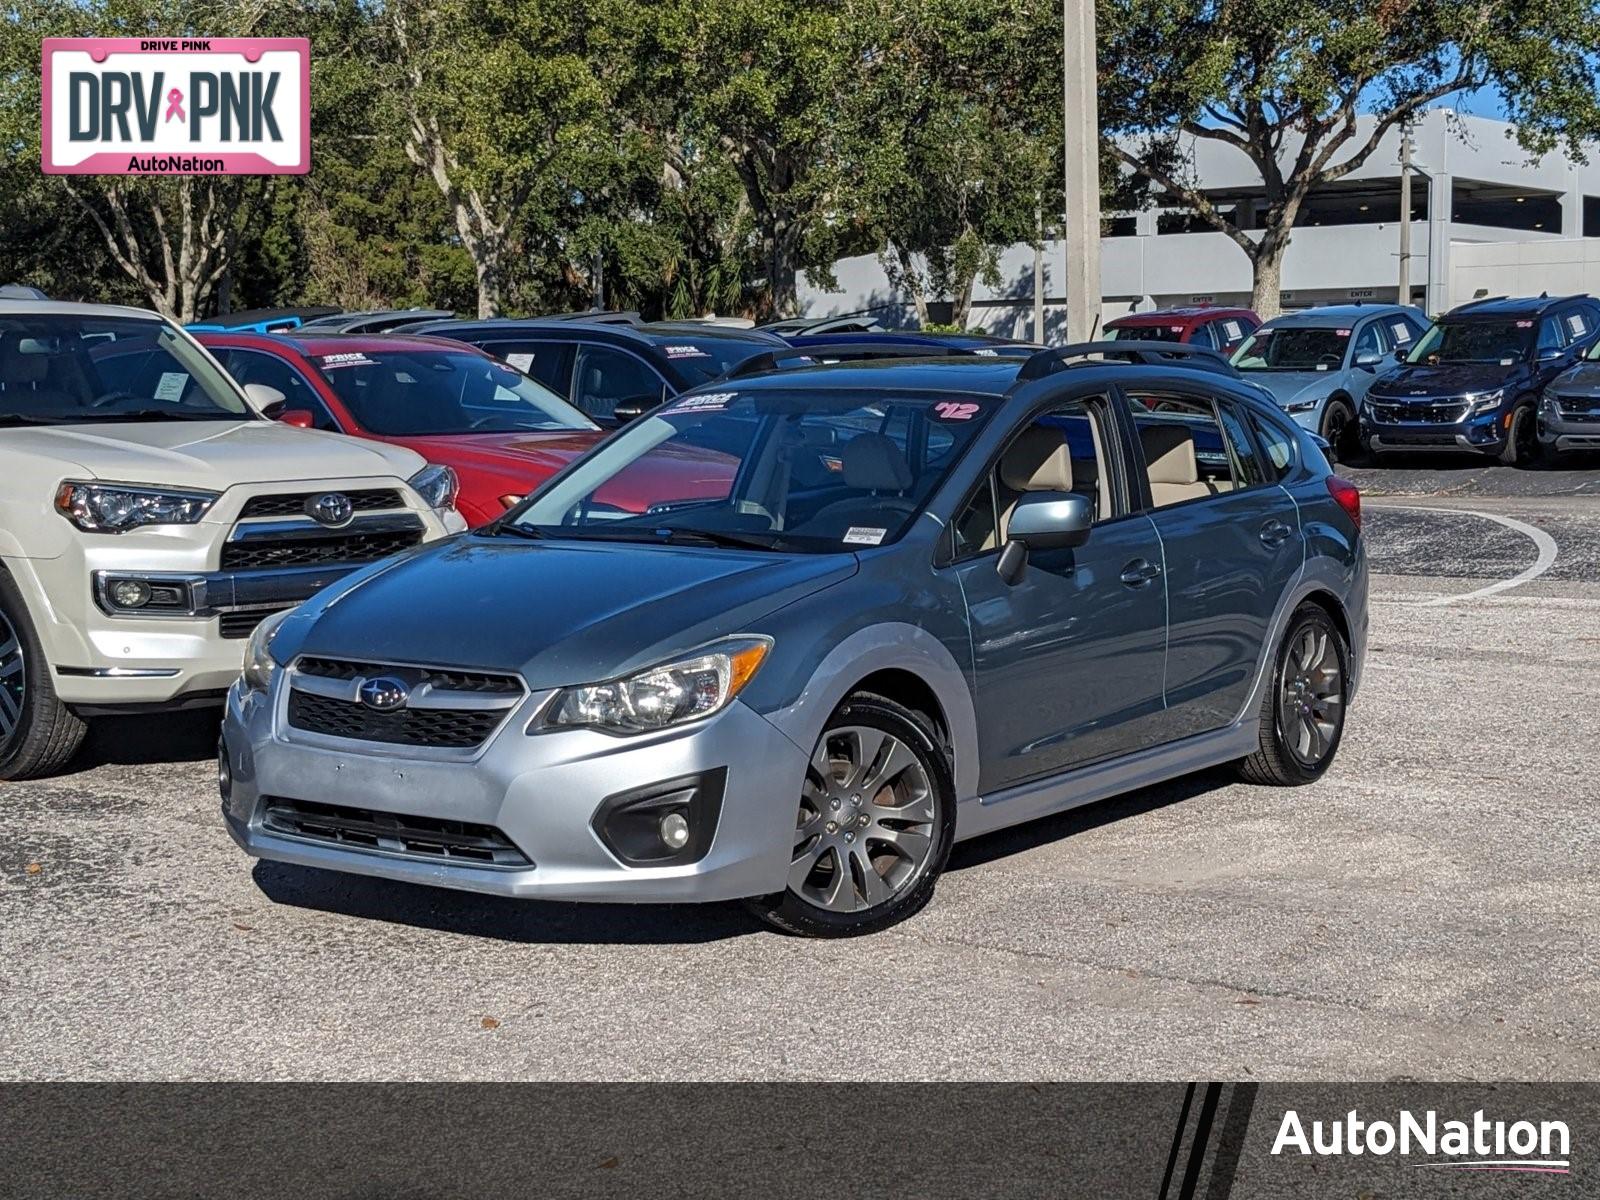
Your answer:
[1230,304,1428,461]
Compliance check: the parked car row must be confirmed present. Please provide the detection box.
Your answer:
[3,290,1366,937]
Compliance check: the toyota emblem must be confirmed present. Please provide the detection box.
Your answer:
[306,492,355,528]
[357,676,410,712]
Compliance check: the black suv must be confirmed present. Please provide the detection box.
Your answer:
[403,318,790,427]
[1361,294,1600,464]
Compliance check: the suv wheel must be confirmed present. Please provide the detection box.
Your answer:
[0,571,87,781]
[1237,602,1348,786]
[746,693,954,937]
[1320,399,1358,463]
[1499,400,1538,466]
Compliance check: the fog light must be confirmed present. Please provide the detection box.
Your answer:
[109,578,151,608]
[658,811,690,851]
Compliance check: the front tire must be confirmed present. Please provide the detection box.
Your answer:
[746,693,955,937]
[1499,401,1538,466]
[0,570,87,780]
[1319,399,1358,463]
[1237,602,1349,787]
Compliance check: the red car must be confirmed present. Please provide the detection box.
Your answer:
[195,332,734,526]
[1102,306,1261,355]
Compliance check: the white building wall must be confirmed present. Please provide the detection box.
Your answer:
[1448,238,1600,307]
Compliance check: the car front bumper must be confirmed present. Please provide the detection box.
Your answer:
[1361,401,1506,455]
[1538,398,1600,451]
[219,678,809,904]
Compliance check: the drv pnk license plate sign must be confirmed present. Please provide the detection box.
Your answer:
[42,38,309,175]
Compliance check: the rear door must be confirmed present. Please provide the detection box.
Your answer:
[476,338,575,398]
[1122,381,1304,741]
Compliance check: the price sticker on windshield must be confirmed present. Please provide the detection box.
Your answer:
[153,371,187,401]
[933,401,980,421]
[663,344,710,359]
[843,526,887,546]
[667,392,734,413]
[319,352,373,369]
[505,353,534,372]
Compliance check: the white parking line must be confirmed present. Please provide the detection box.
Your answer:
[1375,504,1559,606]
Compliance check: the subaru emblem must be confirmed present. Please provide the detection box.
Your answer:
[357,676,410,712]
[306,492,355,528]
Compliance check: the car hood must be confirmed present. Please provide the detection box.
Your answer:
[392,431,604,482]
[1241,371,1337,405]
[1550,361,1600,398]
[286,535,859,689]
[1371,362,1520,399]
[1,419,422,489]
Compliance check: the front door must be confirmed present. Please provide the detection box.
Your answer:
[945,395,1168,791]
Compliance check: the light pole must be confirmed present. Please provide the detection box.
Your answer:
[1062,0,1101,344]
[1397,123,1414,306]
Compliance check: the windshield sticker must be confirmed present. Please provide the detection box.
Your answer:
[973,348,999,357]
[667,391,735,414]
[1315,364,1329,371]
[933,401,981,421]
[505,352,535,372]
[663,344,711,359]
[1222,320,1242,340]
[1568,314,1587,337]
[1390,322,1413,343]
[1335,329,1352,337]
[153,371,187,402]
[320,352,375,369]
[843,526,887,546]
[1501,357,1516,365]
[1516,320,1533,328]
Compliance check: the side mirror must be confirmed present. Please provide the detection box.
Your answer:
[242,382,287,414]
[1538,346,1565,362]
[997,492,1093,585]
[278,409,317,429]
[610,396,659,424]
[1392,346,1408,362]
[1353,350,1382,370]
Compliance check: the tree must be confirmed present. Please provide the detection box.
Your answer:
[1101,0,1600,317]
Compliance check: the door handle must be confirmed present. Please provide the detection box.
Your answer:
[1259,519,1294,548]
[1120,558,1161,587]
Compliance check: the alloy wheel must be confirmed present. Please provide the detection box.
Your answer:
[1278,624,1343,767]
[0,610,25,746]
[789,724,938,913]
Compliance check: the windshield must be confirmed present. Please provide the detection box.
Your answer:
[651,337,773,384]
[1104,323,1184,342]
[1231,326,1350,371]
[312,349,596,435]
[1407,320,1532,365]
[502,387,998,552]
[0,314,251,425]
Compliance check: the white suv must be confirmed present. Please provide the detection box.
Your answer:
[0,298,465,778]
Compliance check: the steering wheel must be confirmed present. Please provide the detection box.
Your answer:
[87,390,143,409]
[800,494,918,536]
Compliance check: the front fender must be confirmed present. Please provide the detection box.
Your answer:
[759,622,981,804]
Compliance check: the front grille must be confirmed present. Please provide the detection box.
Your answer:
[296,657,521,695]
[1369,400,1469,425]
[220,528,422,571]
[219,608,290,639]
[1555,397,1600,422]
[287,690,506,748]
[239,488,405,519]
[260,796,531,867]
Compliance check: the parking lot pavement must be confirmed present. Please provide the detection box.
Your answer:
[3,473,1598,1082]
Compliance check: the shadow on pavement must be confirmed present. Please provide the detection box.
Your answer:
[75,708,221,769]
[948,767,1235,872]
[251,859,760,946]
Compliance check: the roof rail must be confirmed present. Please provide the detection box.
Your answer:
[792,341,980,362]
[1016,340,1235,381]
[715,349,812,381]
[542,309,643,325]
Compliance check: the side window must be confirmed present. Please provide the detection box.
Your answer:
[1352,322,1384,361]
[1387,316,1419,351]
[1537,315,1567,354]
[483,340,573,395]
[1124,390,1241,508]
[223,350,340,431]
[572,345,667,421]
[1248,412,1298,480]
[1213,317,1249,352]
[948,396,1120,559]
[1561,308,1592,344]
[1190,322,1218,350]
[1215,402,1267,487]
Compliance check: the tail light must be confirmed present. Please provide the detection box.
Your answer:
[1326,475,1361,531]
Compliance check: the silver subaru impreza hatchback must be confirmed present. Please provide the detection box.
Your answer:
[221,350,1368,936]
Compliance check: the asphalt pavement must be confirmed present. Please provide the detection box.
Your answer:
[3,461,1598,1081]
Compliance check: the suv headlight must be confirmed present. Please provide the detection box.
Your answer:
[54,481,218,533]
[409,464,459,511]
[1283,398,1318,413]
[242,609,293,694]
[1466,388,1505,416]
[536,638,771,735]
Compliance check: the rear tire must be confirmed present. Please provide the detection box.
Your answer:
[1237,602,1349,787]
[0,570,87,781]
[745,693,955,937]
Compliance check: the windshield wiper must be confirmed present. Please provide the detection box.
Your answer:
[484,521,548,541]
[650,528,786,551]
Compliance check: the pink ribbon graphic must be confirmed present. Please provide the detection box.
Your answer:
[164,88,185,123]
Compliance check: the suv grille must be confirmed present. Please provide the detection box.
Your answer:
[1555,396,1600,423]
[260,796,531,867]
[286,658,524,749]
[220,527,422,571]
[239,488,405,519]
[1369,400,1470,425]
[219,608,290,639]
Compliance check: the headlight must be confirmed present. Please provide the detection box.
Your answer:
[537,637,771,735]
[242,609,293,694]
[408,464,459,511]
[54,481,217,533]
[1283,398,1318,413]
[1466,389,1505,416]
